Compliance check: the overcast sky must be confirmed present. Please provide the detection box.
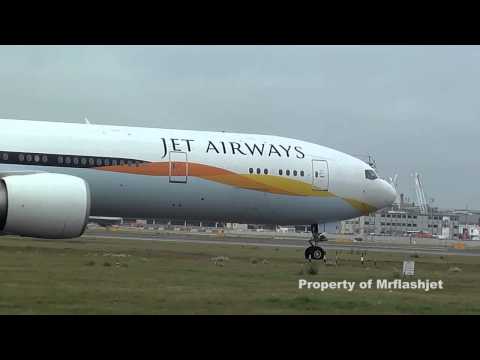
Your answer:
[0,45,477,209]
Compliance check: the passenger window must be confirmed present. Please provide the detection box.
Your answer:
[293,170,298,176]
[34,155,40,163]
[73,157,79,165]
[264,169,268,175]
[65,156,71,164]
[58,156,63,164]
[249,168,253,174]
[365,169,378,180]
[81,158,87,166]
[97,159,103,166]
[315,171,319,178]
[26,154,32,162]
[42,155,48,163]
[104,159,110,166]
[300,170,304,177]
[112,159,118,166]
[119,160,125,165]
[19,154,25,162]
[279,169,283,175]
[286,170,290,176]
[2,153,8,161]
[256,168,261,174]
[89,158,95,166]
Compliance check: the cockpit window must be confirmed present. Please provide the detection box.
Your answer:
[365,169,378,180]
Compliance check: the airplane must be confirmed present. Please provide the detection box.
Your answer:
[0,118,396,260]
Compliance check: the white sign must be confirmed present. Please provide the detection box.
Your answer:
[402,260,415,276]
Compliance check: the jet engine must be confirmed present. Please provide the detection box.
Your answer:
[0,173,91,238]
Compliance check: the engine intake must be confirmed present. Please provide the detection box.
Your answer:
[0,173,91,238]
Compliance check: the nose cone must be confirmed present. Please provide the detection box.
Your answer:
[375,179,397,209]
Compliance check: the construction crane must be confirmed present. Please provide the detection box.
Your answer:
[388,174,400,207]
[388,174,398,190]
[353,154,377,169]
[414,172,428,214]
[367,155,376,169]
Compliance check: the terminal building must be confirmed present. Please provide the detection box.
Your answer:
[340,205,480,240]
[341,172,480,240]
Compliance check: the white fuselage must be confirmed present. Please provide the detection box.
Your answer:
[0,119,396,225]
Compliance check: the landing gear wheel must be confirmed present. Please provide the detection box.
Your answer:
[304,246,314,260]
[304,246,325,261]
[305,223,327,261]
[312,246,325,260]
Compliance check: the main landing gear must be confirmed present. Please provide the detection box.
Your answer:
[304,223,327,261]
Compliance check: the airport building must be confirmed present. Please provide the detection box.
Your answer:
[339,171,480,240]
[340,206,480,240]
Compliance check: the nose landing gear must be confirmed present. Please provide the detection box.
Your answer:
[304,223,327,261]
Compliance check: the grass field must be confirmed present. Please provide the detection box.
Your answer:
[0,235,479,314]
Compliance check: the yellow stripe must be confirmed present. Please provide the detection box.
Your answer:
[343,198,377,214]
[216,174,377,214]
[239,174,335,197]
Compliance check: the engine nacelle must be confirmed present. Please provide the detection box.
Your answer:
[0,173,91,239]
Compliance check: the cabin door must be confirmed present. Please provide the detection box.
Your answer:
[312,160,329,191]
[169,151,188,183]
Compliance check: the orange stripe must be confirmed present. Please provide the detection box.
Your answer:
[96,162,169,176]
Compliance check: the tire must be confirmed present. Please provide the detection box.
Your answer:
[312,246,325,260]
[304,246,314,260]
